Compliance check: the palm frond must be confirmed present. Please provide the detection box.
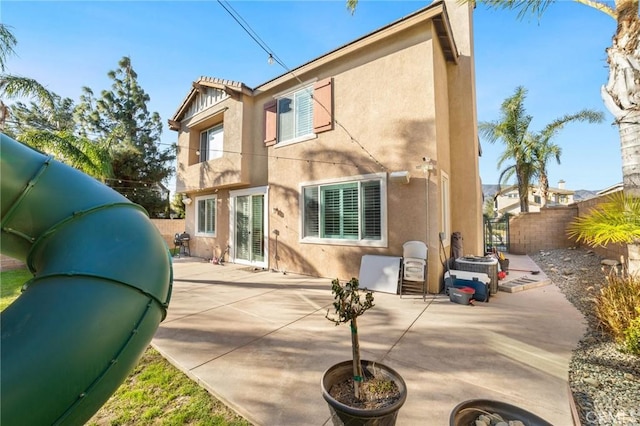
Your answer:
[0,24,18,72]
[0,74,56,110]
[539,109,604,140]
[479,0,556,20]
[18,129,113,180]
[567,192,640,246]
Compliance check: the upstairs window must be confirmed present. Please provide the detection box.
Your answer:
[302,174,385,245]
[263,78,333,146]
[278,86,313,143]
[200,124,223,162]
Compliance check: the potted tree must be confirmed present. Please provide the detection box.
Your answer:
[322,277,407,426]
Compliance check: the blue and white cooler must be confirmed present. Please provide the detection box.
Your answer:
[444,270,491,302]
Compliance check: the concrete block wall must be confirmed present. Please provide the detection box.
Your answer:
[509,206,578,254]
[508,193,628,262]
[150,219,186,249]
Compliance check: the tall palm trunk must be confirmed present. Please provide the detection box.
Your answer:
[601,0,640,272]
[539,173,549,208]
[516,166,530,212]
[618,111,640,196]
[601,0,640,197]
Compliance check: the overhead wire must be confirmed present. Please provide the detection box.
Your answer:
[6,1,390,190]
[215,0,387,172]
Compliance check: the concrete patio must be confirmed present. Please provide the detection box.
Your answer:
[152,254,585,425]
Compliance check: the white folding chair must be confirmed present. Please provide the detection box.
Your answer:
[401,241,428,300]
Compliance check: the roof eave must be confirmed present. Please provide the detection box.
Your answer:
[169,77,253,126]
[255,1,458,92]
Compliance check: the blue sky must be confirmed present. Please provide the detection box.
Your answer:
[3,0,621,192]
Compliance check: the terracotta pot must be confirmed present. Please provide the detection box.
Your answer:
[321,360,407,426]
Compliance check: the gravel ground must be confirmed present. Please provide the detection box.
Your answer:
[529,248,640,426]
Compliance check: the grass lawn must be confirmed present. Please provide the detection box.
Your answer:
[0,268,31,311]
[1,268,252,426]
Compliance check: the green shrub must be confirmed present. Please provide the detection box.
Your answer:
[595,272,640,342]
[624,315,640,355]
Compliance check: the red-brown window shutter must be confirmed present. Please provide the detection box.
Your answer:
[313,78,333,133]
[264,99,277,146]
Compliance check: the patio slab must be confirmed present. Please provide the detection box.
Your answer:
[153,254,585,425]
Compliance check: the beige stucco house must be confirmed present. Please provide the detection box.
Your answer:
[494,180,575,216]
[169,0,483,292]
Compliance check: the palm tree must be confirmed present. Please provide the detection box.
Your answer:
[474,0,640,198]
[530,110,604,207]
[531,138,561,208]
[479,87,536,212]
[472,0,639,273]
[493,162,537,213]
[481,87,603,212]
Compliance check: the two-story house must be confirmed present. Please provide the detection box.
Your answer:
[169,0,483,292]
[494,180,576,216]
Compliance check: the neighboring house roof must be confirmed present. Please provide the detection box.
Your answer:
[498,198,542,215]
[169,0,458,128]
[547,186,574,195]
[495,184,518,196]
[597,182,624,195]
[169,77,252,129]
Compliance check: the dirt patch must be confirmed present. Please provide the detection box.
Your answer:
[329,377,401,410]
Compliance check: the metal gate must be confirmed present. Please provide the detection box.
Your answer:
[484,216,509,254]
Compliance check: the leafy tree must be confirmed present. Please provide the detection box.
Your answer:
[171,193,186,219]
[483,196,496,218]
[530,110,604,207]
[76,56,175,217]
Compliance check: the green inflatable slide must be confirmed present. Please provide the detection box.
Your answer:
[0,134,173,425]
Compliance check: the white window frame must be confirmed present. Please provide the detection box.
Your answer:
[199,123,223,162]
[299,173,387,247]
[441,171,450,246]
[195,194,217,237]
[276,83,316,146]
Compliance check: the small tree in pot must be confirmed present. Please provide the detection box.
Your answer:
[323,277,406,426]
[326,277,375,399]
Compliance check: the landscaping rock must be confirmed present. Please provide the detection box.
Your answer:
[530,248,640,426]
